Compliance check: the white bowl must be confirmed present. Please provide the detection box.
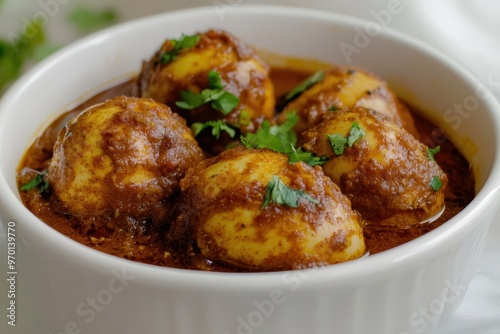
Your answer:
[1,5,500,334]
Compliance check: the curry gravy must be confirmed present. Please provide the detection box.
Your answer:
[17,67,475,270]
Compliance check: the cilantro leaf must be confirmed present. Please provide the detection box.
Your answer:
[285,70,324,101]
[200,88,225,101]
[427,146,441,162]
[241,121,286,152]
[240,131,259,149]
[430,176,443,191]
[161,34,200,63]
[191,120,236,139]
[269,112,298,149]
[327,134,347,156]
[327,122,366,156]
[238,110,251,126]
[241,115,296,153]
[288,146,328,166]
[20,170,49,193]
[328,105,340,111]
[346,121,366,147]
[211,91,240,115]
[241,113,325,166]
[208,69,223,89]
[176,70,239,115]
[161,52,176,64]
[69,7,118,33]
[262,176,319,209]
[176,90,206,110]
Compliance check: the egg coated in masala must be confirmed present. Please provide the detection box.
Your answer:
[300,106,447,228]
[171,147,366,271]
[47,96,204,223]
[279,66,418,137]
[136,29,275,153]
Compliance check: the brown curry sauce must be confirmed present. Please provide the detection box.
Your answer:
[17,67,475,270]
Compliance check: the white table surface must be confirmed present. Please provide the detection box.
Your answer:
[1,1,499,333]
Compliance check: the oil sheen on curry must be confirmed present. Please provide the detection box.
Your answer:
[17,29,474,272]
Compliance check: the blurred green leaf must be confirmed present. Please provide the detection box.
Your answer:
[69,7,118,33]
[191,120,236,140]
[33,44,60,61]
[0,20,46,93]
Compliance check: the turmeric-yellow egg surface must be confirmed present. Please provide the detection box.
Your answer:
[171,147,366,271]
[300,107,447,227]
[47,96,204,223]
[280,66,418,137]
[136,29,275,153]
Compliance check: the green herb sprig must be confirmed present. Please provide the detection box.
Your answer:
[427,146,441,162]
[161,34,200,63]
[68,7,118,33]
[240,113,327,166]
[430,176,443,192]
[240,112,299,151]
[288,146,329,166]
[20,170,49,193]
[176,70,240,115]
[262,175,319,209]
[285,70,324,101]
[327,121,366,156]
[191,120,236,139]
[327,133,347,156]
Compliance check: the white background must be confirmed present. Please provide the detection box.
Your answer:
[0,0,499,333]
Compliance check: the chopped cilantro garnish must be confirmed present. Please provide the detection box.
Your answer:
[262,176,319,209]
[269,112,298,149]
[285,70,324,101]
[211,91,240,115]
[346,122,365,147]
[20,170,49,193]
[241,121,286,151]
[430,176,443,191]
[427,146,441,162]
[288,146,328,166]
[176,70,239,115]
[176,90,208,110]
[191,120,236,139]
[238,110,251,126]
[69,7,118,33]
[327,134,347,156]
[241,113,328,166]
[327,122,366,156]
[328,105,340,111]
[208,68,223,88]
[161,34,200,63]
[241,113,326,166]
